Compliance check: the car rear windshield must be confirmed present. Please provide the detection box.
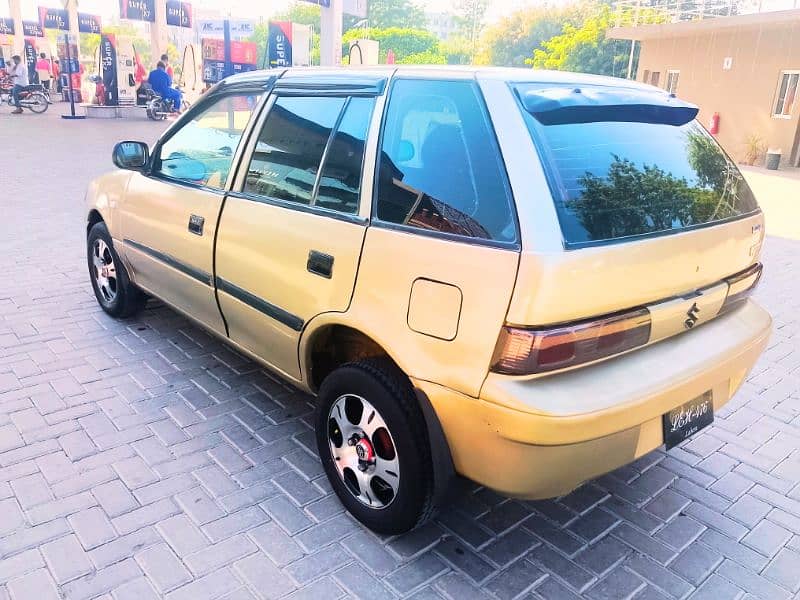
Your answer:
[514,83,759,247]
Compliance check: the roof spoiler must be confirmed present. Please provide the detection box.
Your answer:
[518,86,699,126]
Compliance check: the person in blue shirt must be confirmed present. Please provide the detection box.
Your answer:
[147,61,181,112]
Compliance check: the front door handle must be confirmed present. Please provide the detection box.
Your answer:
[307,250,334,279]
[188,214,205,236]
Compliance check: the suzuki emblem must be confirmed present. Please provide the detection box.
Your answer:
[684,302,700,329]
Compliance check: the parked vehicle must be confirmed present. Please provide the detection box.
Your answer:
[85,67,771,534]
[0,78,49,113]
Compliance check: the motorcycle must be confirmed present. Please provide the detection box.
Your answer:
[144,84,190,121]
[0,77,49,114]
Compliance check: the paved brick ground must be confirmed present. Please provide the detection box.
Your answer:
[1,107,799,600]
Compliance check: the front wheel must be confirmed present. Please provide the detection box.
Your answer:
[26,92,49,113]
[87,222,146,318]
[315,359,436,534]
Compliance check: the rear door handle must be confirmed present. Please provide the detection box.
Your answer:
[188,214,205,236]
[307,250,334,279]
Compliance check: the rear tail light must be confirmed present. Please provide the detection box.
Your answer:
[491,308,652,376]
[719,263,762,315]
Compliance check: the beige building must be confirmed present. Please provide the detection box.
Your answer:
[610,9,800,167]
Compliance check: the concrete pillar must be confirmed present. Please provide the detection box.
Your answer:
[64,0,79,45]
[9,0,23,54]
[150,0,168,64]
[320,0,343,67]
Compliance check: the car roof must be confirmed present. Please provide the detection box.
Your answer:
[221,66,661,94]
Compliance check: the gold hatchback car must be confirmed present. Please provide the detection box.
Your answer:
[86,67,771,534]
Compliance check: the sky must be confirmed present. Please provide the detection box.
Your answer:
[12,0,544,24]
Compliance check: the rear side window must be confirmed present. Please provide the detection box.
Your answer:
[244,96,346,206]
[515,83,759,247]
[315,97,374,214]
[375,79,517,244]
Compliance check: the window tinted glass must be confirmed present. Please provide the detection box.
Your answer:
[375,79,516,243]
[157,94,259,189]
[515,83,759,246]
[244,96,346,206]
[315,97,375,214]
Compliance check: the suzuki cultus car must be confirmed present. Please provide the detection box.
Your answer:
[86,67,771,534]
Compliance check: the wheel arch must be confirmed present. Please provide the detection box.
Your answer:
[301,321,397,394]
[87,208,105,236]
[301,317,456,507]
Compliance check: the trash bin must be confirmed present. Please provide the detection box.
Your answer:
[766,148,781,170]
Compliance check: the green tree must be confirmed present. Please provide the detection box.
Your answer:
[397,50,447,64]
[274,2,321,29]
[341,27,439,63]
[478,5,580,67]
[529,3,665,77]
[453,0,488,62]
[529,5,630,77]
[439,36,472,65]
[367,0,426,29]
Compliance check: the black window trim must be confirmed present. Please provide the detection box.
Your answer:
[233,92,375,222]
[509,81,762,250]
[146,87,271,193]
[370,76,521,251]
[226,190,368,226]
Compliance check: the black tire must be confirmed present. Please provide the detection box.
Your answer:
[87,221,146,318]
[315,358,436,534]
[27,92,49,113]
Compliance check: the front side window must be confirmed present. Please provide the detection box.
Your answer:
[155,94,259,189]
[375,79,516,244]
[773,71,799,117]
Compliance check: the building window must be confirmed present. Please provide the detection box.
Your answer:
[773,71,799,118]
[642,69,650,84]
[650,71,661,86]
[666,70,680,94]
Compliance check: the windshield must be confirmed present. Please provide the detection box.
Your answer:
[515,83,759,247]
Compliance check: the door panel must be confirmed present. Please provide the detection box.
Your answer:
[215,197,366,379]
[119,91,261,334]
[120,175,225,333]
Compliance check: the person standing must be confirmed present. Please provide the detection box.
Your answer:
[53,59,62,93]
[8,55,29,114]
[35,53,52,93]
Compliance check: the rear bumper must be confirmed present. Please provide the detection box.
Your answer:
[416,300,771,499]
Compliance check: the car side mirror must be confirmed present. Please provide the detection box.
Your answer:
[112,141,149,171]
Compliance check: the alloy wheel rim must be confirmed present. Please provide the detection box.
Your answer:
[92,239,118,304]
[327,394,400,509]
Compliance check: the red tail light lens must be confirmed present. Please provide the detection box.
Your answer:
[491,308,652,375]
[719,263,762,316]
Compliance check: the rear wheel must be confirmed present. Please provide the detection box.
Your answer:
[27,92,48,113]
[315,359,435,534]
[87,222,146,318]
[146,98,166,121]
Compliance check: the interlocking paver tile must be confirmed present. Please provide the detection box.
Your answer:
[6,567,60,600]
[0,113,798,598]
[40,534,93,584]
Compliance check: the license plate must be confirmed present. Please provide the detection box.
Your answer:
[662,392,713,450]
